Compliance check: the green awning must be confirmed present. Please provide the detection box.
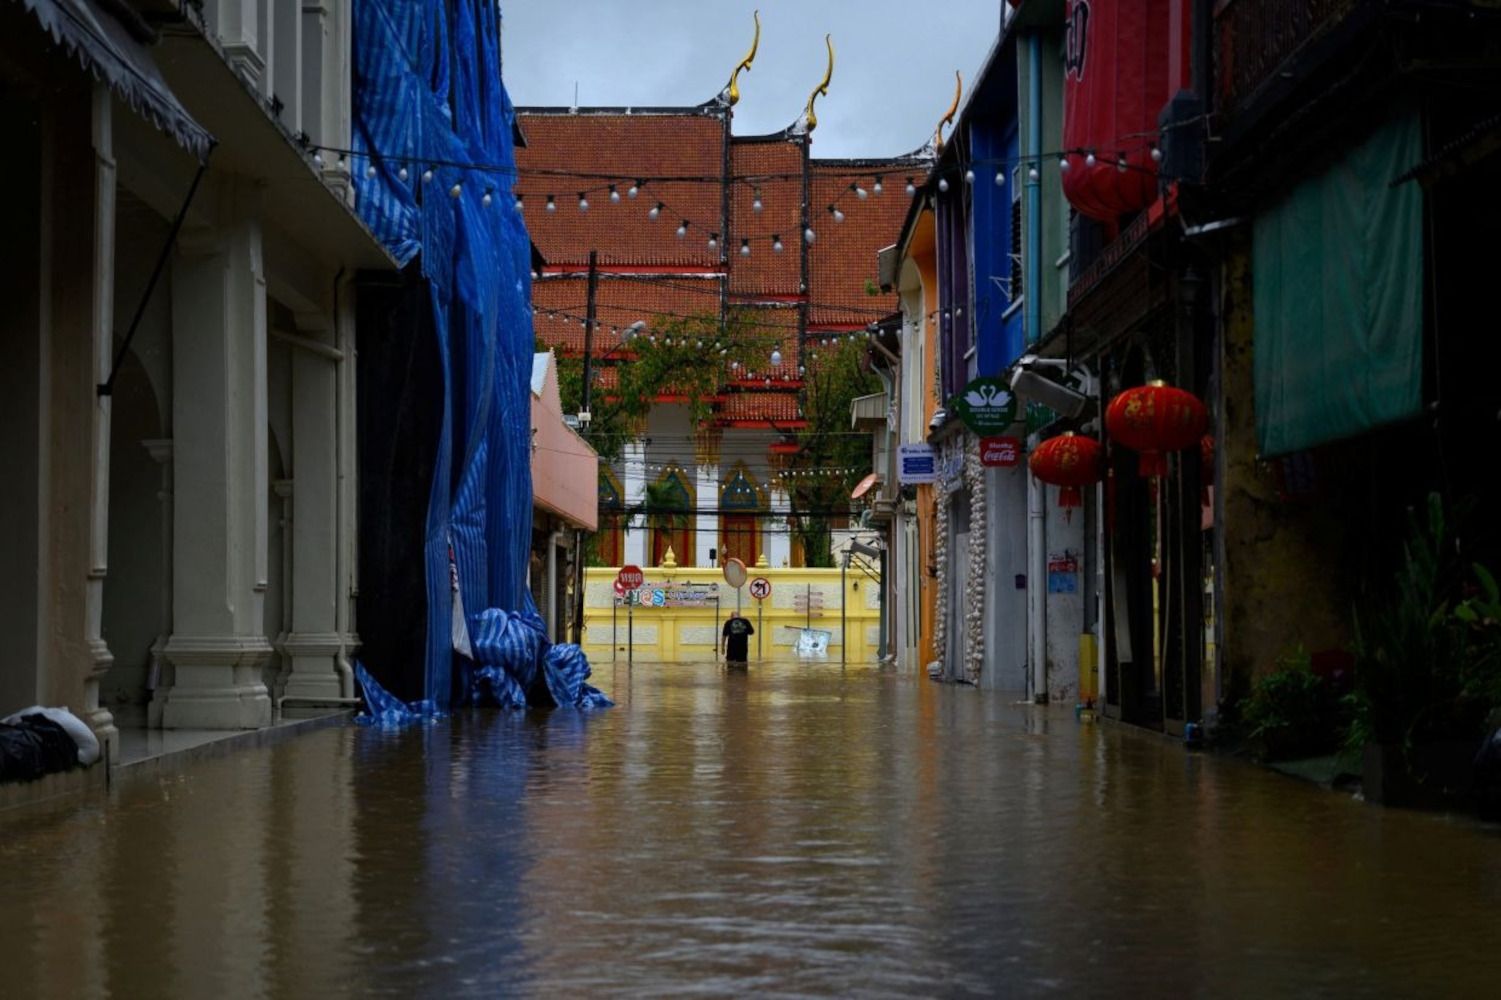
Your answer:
[1253,109,1424,458]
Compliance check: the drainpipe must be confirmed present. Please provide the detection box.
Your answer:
[1025,31,1047,702]
[332,268,355,699]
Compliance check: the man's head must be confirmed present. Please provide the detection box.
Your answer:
[729,611,740,620]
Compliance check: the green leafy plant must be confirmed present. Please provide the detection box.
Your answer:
[1243,645,1340,759]
[1344,494,1494,756]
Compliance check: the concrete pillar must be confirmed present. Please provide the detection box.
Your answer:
[767,488,792,568]
[0,83,119,748]
[279,326,345,701]
[144,440,175,726]
[160,180,274,729]
[695,463,718,567]
[623,446,646,567]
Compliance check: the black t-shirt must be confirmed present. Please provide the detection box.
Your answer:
[722,617,754,660]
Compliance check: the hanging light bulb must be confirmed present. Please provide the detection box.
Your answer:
[1058,156,1070,171]
[546,194,556,212]
[423,169,434,184]
[398,166,409,181]
[936,177,950,194]
[740,239,751,257]
[905,176,917,196]
[833,208,845,223]
[854,183,868,200]
[449,181,462,198]
[798,365,806,376]
[805,227,816,244]
[482,191,493,206]
[677,221,688,239]
[1085,151,1097,168]
[873,175,884,195]
[773,236,784,253]
[649,202,663,221]
[708,233,718,250]
[753,187,763,213]
[1150,145,1163,164]
[995,169,1006,187]
[515,194,524,212]
[1028,166,1040,181]
[764,377,772,387]
[1117,155,1129,173]
[770,347,783,366]
[629,180,640,198]
[609,185,620,204]
[578,193,589,211]
[965,169,975,184]
[337,154,348,169]
[366,162,378,178]
[312,151,324,168]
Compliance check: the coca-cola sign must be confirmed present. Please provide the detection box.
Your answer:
[979,436,1022,468]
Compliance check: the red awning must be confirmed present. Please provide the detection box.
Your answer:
[850,472,881,500]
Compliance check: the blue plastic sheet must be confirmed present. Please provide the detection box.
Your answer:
[351,0,609,719]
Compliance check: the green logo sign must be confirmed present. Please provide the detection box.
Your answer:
[953,377,1019,434]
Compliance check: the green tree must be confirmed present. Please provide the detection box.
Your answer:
[783,340,882,568]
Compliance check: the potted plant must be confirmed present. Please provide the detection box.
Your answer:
[1243,645,1340,761]
[1345,495,1497,807]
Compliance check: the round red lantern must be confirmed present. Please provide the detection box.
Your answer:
[1104,380,1209,478]
[1029,432,1105,518]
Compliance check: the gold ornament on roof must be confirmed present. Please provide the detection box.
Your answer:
[727,10,761,107]
[936,72,962,152]
[804,35,835,133]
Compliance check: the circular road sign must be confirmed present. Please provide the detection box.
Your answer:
[749,577,772,601]
[722,557,748,589]
[616,565,645,591]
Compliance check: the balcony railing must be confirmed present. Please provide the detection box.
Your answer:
[1215,0,1358,115]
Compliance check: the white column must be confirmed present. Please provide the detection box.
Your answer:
[623,446,646,567]
[160,180,274,730]
[695,463,718,567]
[767,487,792,568]
[280,324,345,702]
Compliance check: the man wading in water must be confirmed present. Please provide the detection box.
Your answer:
[721,611,755,668]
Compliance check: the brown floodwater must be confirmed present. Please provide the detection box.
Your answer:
[2,660,1499,998]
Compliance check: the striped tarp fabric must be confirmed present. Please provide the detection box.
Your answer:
[352,0,610,717]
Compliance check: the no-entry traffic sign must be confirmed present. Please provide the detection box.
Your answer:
[616,565,644,591]
[749,577,772,600]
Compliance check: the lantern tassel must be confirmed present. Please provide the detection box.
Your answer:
[1058,485,1082,524]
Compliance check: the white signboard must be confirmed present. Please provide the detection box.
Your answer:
[897,443,939,484]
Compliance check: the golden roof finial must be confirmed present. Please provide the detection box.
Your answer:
[935,71,962,152]
[727,10,761,107]
[804,35,835,134]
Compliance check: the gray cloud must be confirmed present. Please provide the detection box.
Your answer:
[501,0,1004,158]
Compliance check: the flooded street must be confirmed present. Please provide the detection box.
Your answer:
[3,661,1500,998]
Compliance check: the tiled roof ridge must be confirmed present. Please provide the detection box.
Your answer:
[516,100,727,118]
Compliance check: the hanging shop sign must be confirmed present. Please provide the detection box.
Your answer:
[953,378,1019,435]
[897,443,939,484]
[979,436,1022,468]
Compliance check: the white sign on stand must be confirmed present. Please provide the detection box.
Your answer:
[898,443,938,484]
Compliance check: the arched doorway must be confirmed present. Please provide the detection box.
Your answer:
[595,468,625,567]
[648,466,694,567]
[719,462,767,567]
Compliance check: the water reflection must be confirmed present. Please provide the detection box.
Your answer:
[2,661,1500,997]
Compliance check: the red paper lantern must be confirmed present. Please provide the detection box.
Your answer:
[1061,0,1173,222]
[1029,432,1105,517]
[1104,381,1209,478]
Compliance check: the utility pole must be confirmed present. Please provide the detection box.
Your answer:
[581,250,599,426]
[572,250,600,645]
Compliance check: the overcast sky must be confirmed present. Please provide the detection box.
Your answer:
[501,1,1005,159]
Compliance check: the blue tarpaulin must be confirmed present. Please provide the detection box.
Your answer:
[351,0,609,718]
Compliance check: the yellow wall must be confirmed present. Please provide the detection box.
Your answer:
[582,567,882,664]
